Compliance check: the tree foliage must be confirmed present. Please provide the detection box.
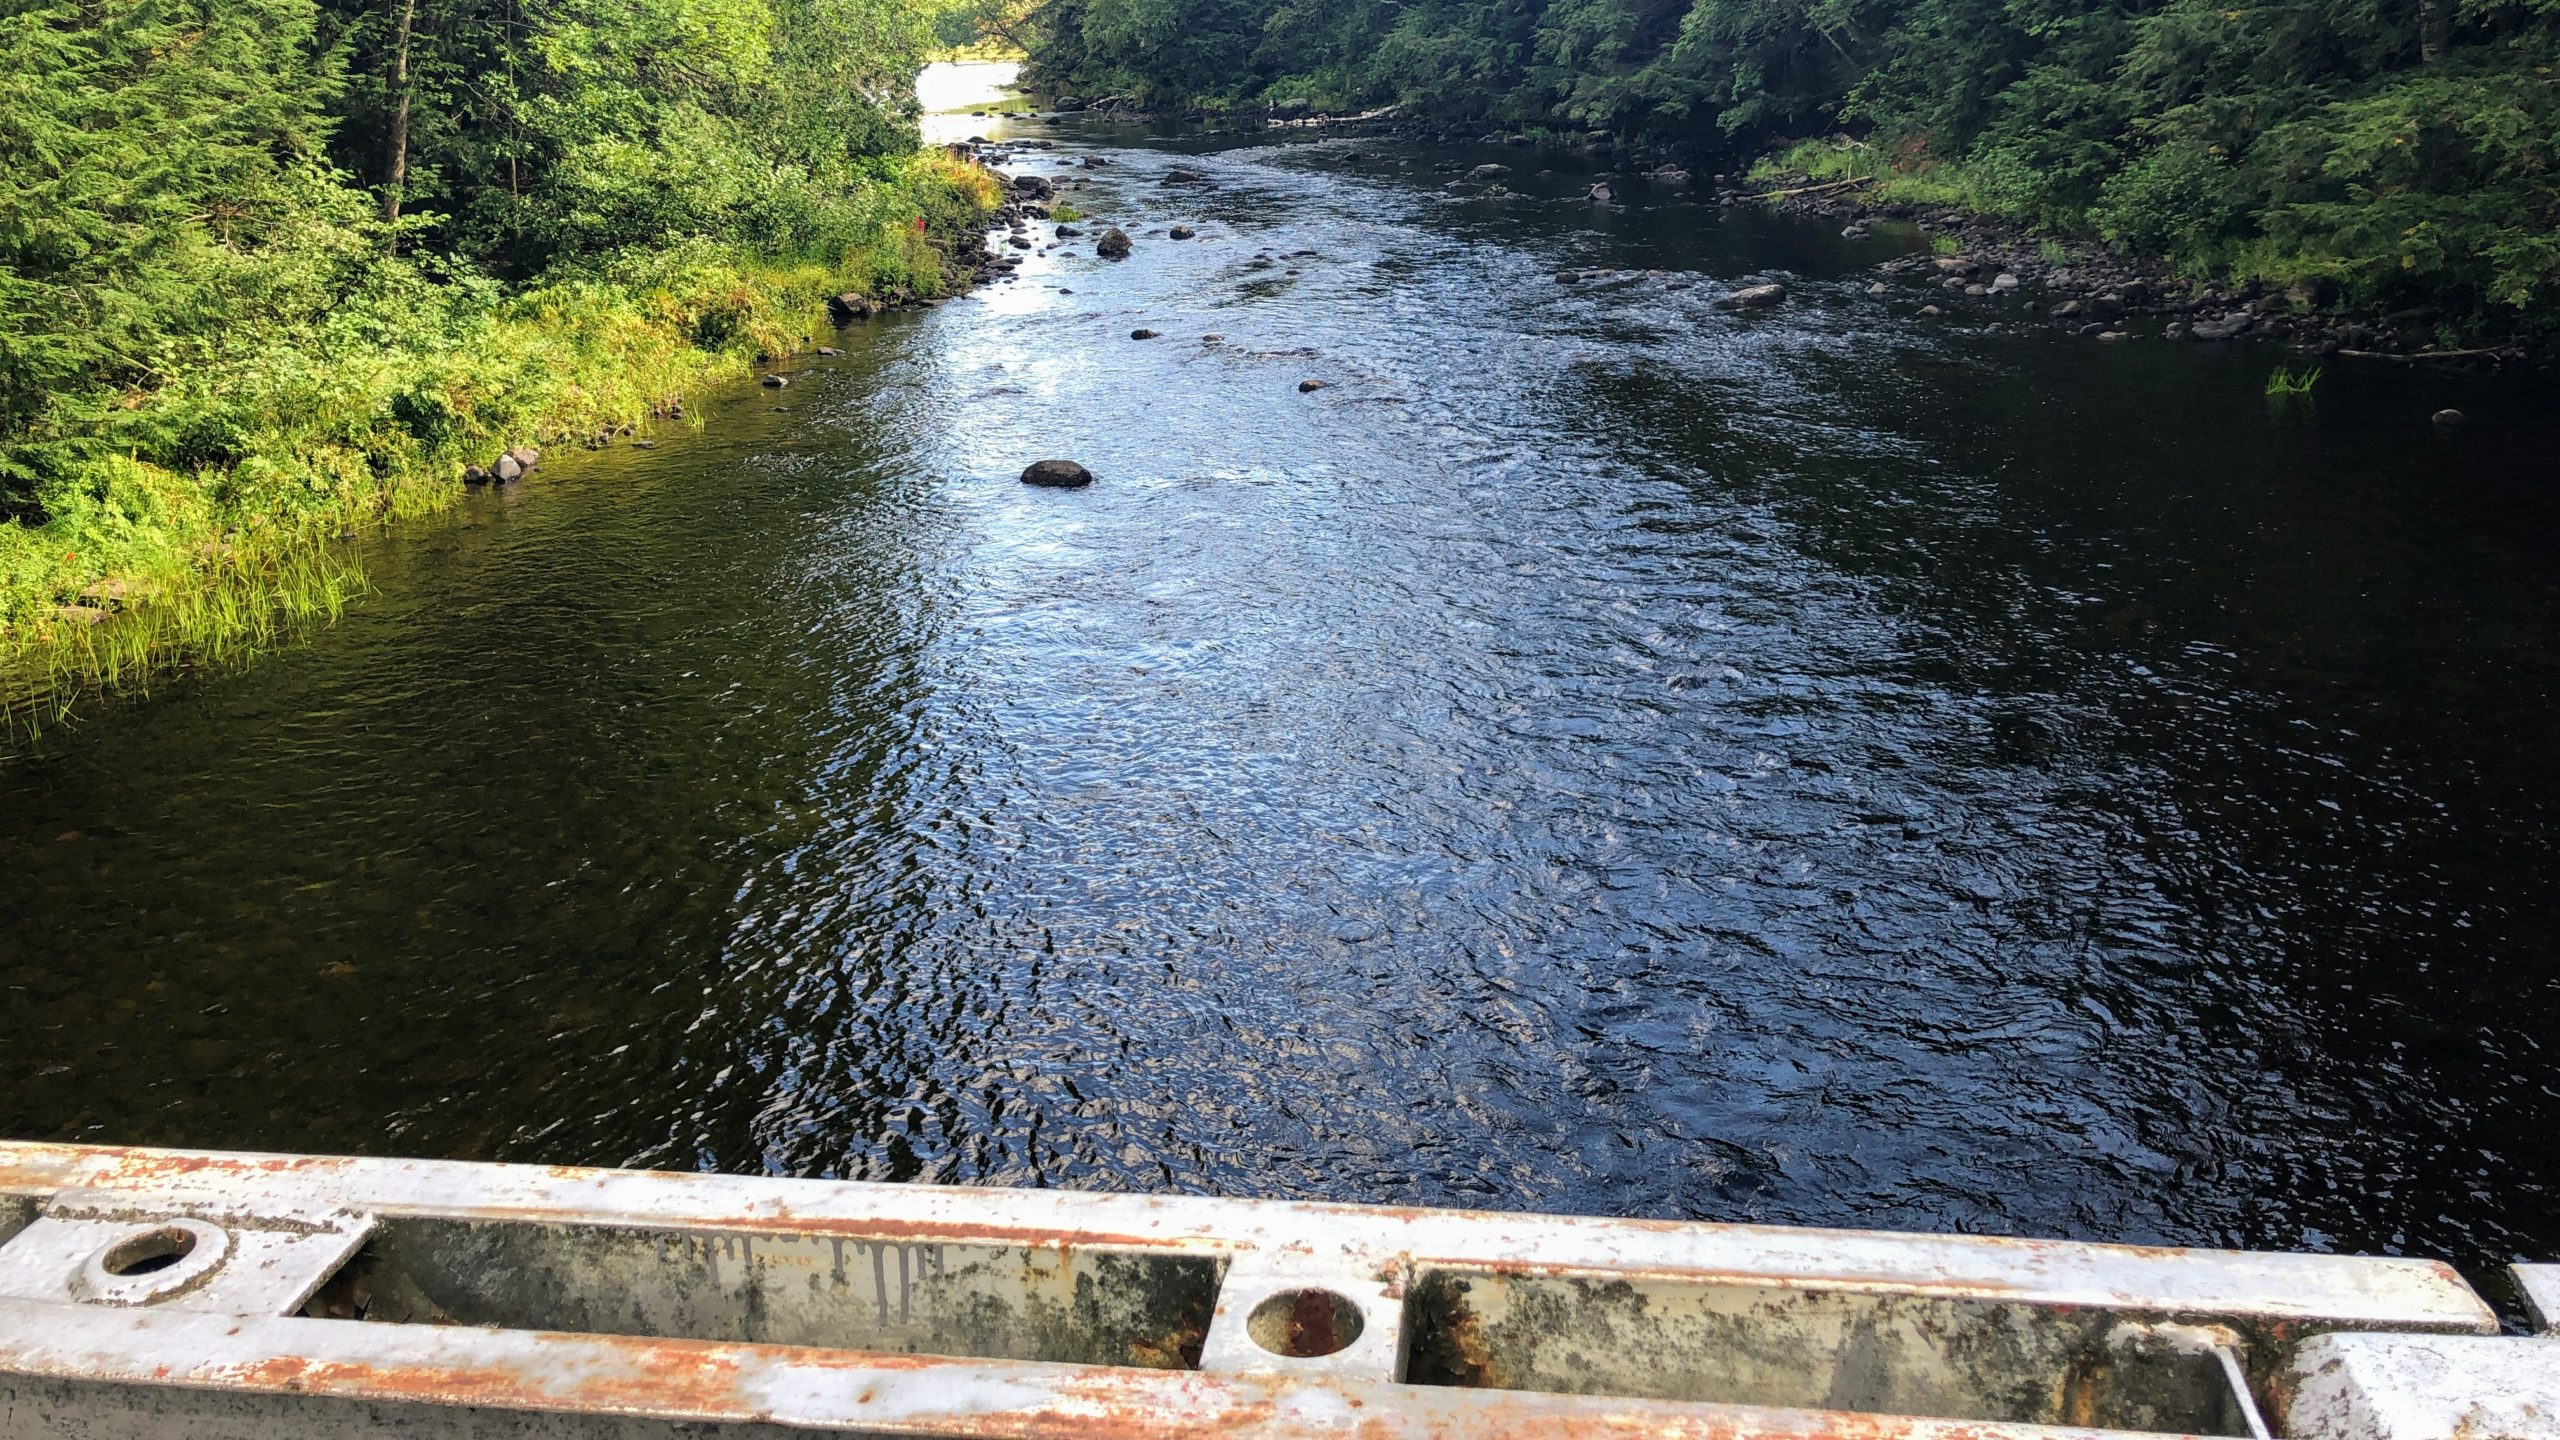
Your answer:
[1019,0,2560,318]
[1,0,974,631]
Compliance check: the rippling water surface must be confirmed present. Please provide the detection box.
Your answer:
[8,74,2560,1296]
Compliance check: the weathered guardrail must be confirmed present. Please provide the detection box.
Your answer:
[0,1142,2549,1437]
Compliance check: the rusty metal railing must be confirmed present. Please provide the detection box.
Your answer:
[0,1141,2548,1437]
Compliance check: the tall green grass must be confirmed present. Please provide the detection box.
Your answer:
[0,153,1000,733]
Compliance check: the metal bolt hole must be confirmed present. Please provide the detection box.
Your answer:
[101,1227,197,1277]
[1246,1287,1363,1358]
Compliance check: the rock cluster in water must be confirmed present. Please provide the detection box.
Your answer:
[463,445,541,486]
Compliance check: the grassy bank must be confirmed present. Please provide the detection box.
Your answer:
[1747,139,2352,306]
[1,152,1000,728]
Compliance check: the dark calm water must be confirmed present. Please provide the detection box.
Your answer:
[8,96,2560,1303]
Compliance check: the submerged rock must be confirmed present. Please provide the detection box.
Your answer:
[1021,459,1095,488]
[1298,378,1329,392]
[1131,328,1159,339]
[760,374,789,387]
[1097,227,1132,259]
[1715,282,1788,310]
[2434,408,2468,427]
[1169,225,1197,240]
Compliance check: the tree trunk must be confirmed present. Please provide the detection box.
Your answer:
[2419,0,2450,63]
[383,0,417,252]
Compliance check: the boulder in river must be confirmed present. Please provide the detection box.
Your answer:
[1298,379,1329,392]
[828,293,880,323]
[1131,328,1159,340]
[1021,459,1095,488]
[462,465,491,486]
[1714,282,1788,311]
[1009,174,1054,200]
[1169,225,1197,240]
[2433,408,2468,427]
[507,445,539,471]
[1097,227,1132,259]
[1467,163,1511,182]
[493,454,525,483]
[760,374,789,387]
[1586,182,1616,204]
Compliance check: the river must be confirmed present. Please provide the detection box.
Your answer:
[5,62,2558,1310]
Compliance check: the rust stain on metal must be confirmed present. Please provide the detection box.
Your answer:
[1399,1255,2032,1298]
[1286,1289,1341,1356]
[463,1200,1186,1254]
[182,1333,2127,1440]
[93,1150,361,1183]
[218,1335,760,1419]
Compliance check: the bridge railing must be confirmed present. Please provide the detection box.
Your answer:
[0,1141,2547,1438]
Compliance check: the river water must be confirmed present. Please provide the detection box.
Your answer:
[7,64,2560,1304]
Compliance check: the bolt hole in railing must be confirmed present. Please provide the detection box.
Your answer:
[1246,1287,1364,1358]
[73,1217,234,1306]
[100,1226,197,1276]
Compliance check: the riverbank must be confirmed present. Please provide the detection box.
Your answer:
[1023,96,2550,367]
[1733,141,2536,366]
[0,153,1001,730]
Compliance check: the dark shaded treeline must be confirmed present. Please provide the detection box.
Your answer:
[1017,0,2560,330]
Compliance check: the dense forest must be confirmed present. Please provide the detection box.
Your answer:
[1020,0,2560,325]
[0,0,993,659]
